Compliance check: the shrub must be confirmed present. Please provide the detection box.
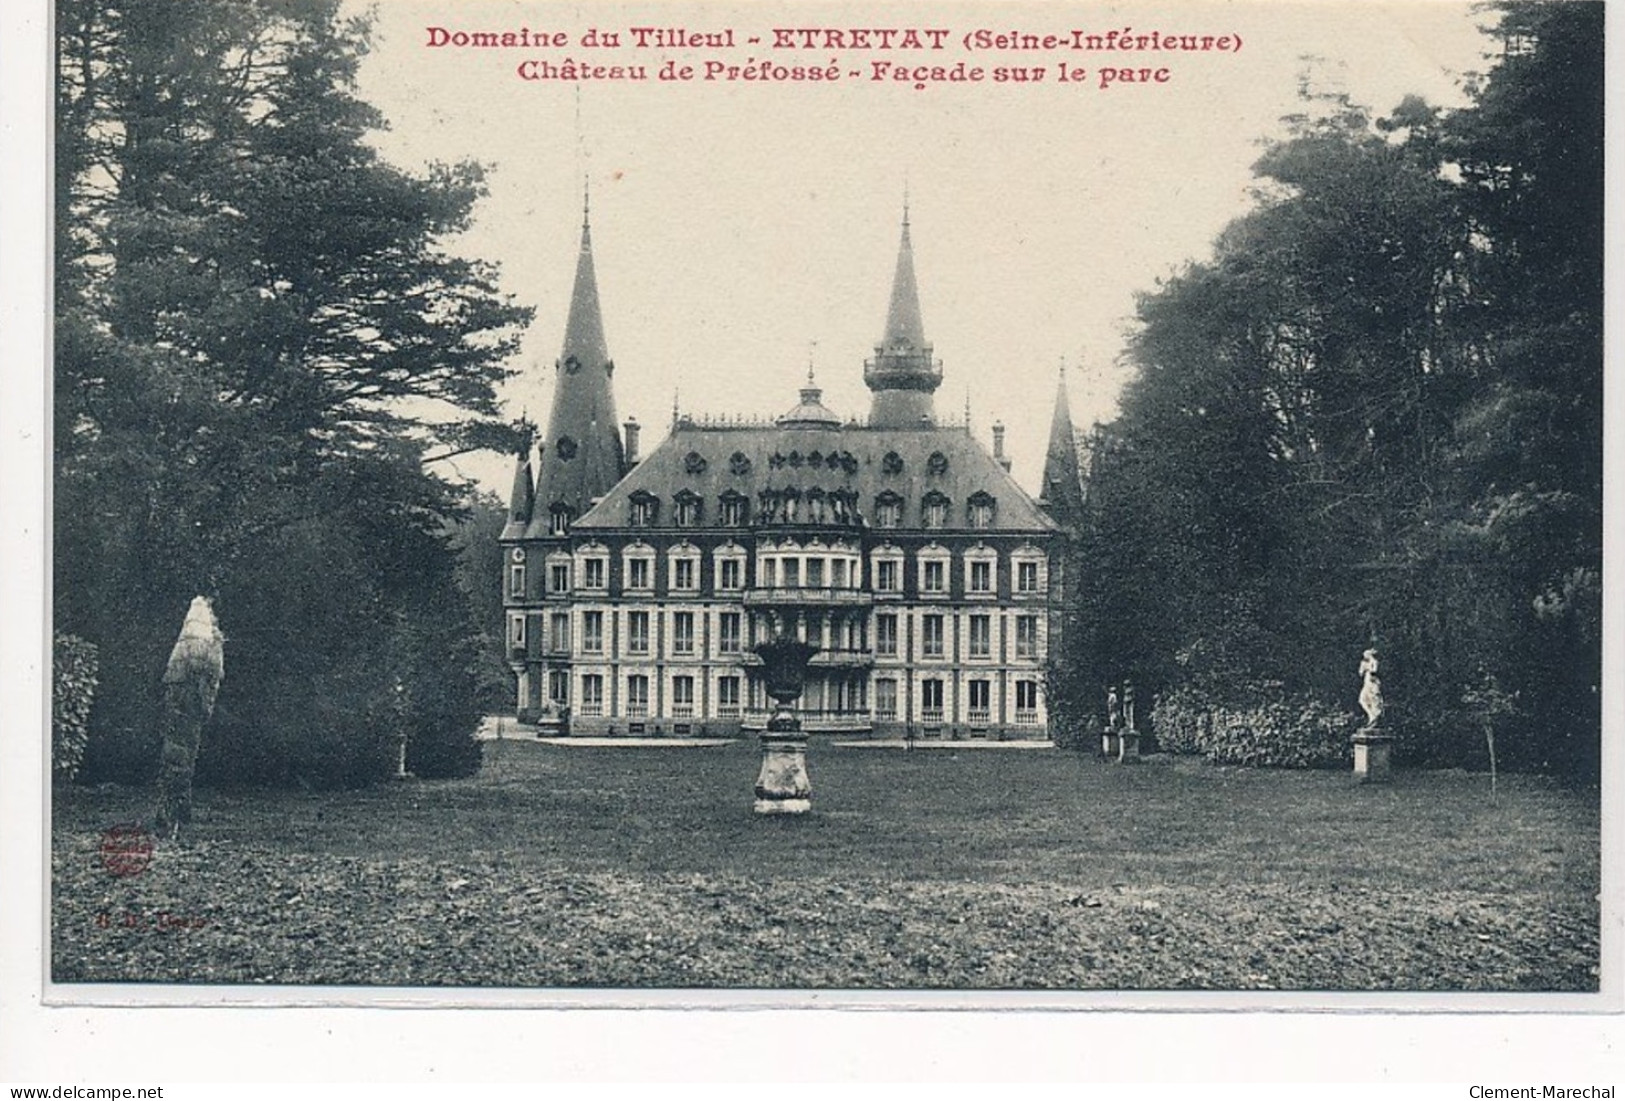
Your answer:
[52,633,99,781]
[1151,682,1356,769]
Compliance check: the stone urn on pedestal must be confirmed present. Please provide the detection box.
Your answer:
[752,635,820,814]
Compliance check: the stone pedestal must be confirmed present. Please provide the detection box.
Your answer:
[754,710,811,815]
[1352,729,1393,783]
[1101,729,1121,758]
[1118,729,1142,763]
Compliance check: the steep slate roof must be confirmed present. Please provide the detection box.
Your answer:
[529,212,625,532]
[880,213,927,353]
[1039,372,1086,523]
[573,415,1058,535]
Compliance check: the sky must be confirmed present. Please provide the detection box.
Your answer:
[350,1,1496,498]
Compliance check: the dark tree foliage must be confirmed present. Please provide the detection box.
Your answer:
[1066,3,1602,777]
[55,0,532,787]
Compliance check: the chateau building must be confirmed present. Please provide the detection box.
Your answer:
[500,206,1084,740]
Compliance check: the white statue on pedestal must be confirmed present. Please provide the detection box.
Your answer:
[1358,649,1384,728]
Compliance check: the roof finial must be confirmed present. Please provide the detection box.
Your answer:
[964,386,972,432]
[671,386,680,427]
[902,175,911,229]
[807,339,818,385]
[583,176,591,228]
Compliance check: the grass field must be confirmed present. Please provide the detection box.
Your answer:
[51,737,1600,991]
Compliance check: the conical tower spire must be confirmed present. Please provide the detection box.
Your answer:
[1039,367,1086,526]
[531,210,625,533]
[865,204,943,427]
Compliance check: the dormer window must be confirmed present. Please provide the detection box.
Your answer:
[875,492,903,529]
[720,492,749,527]
[967,492,996,529]
[674,491,702,527]
[629,491,659,527]
[922,492,950,529]
[548,503,572,536]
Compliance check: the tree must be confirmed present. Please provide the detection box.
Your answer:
[54,0,532,786]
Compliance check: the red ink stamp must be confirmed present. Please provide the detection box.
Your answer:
[98,823,155,878]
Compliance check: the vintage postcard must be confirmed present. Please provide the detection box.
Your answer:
[33,0,1612,1035]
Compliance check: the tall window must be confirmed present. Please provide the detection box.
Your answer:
[583,557,607,590]
[548,670,569,705]
[833,559,849,588]
[548,505,571,535]
[629,493,658,526]
[674,493,701,527]
[717,675,742,717]
[781,558,800,588]
[876,614,899,657]
[672,558,697,591]
[721,495,748,526]
[806,558,825,588]
[1016,615,1039,659]
[922,614,945,658]
[719,558,743,591]
[969,615,991,658]
[876,559,899,592]
[582,611,604,654]
[550,611,569,652]
[580,674,604,716]
[968,494,996,529]
[875,494,903,528]
[627,611,650,655]
[718,612,742,654]
[1015,680,1039,723]
[672,675,695,717]
[549,562,570,593]
[875,678,898,720]
[1017,560,1040,593]
[672,612,695,655]
[626,674,650,717]
[508,613,525,649]
[969,559,992,594]
[921,678,944,723]
[923,493,950,529]
[626,557,652,591]
[509,563,526,598]
[968,679,991,723]
[922,559,946,594]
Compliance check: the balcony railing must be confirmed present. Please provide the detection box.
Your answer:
[1015,709,1038,725]
[741,708,873,733]
[579,701,604,717]
[672,703,694,718]
[921,707,945,725]
[968,708,992,726]
[718,704,742,718]
[743,586,872,608]
[625,702,649,717]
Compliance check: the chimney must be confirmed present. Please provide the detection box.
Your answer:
[993,421,1012,472]
[623,416,640,468]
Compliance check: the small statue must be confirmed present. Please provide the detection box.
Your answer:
[1358,649,1384,728]
[1123,680,1136,731]
[155,596,225,837]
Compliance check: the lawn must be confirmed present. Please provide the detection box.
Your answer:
[51,738,1600,991]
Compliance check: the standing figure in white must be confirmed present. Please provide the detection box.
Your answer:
[1358,648,1384,728]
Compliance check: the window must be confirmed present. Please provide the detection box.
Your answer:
[549,562,571,593]
[582,611,604,654]
[875,678,898,720]
[1015,680,1039,724]
[969,615,991,658]
[761,558,777,587]
[548,670,569,705]
[508,613,526,649]
[626,557,652,591]
[626,674,650,717]
[876,559,899,592]
[672,675,695,717]
[922,559,946,594]
[583,557,607,590]
[968,494,996,529]
[580,674,604,716]
[833,559,848,588]
[672,557,697,591]
[922,614,945,658]
[629,492,658,526]
[627,611,650,655]
[806,558,824,588]
[550,611,569,652]
[720,494,748,526]
[548,505,571,535]
[672,612,695,655]
[875,494,903,529]
[509,563,526,598]
[718,558,743,591]
[718,675,742,717]
[876,614,899,657]
[1017,560,1040,594]
[1016,615,1039,659]
[968,679,992,724]
[921,678,944,724]
[781,558,800,588]
[674,493,701,527]
[923,493,950,529]
[719,612,742,655]
[969,560,992,593]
